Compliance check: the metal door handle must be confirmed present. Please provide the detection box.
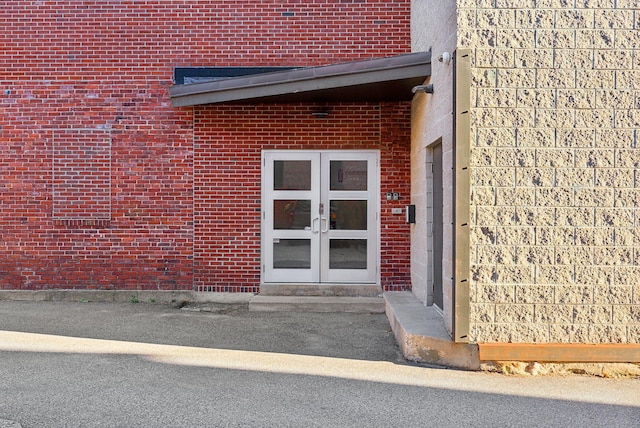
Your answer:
[312,217,319,233]
[321,216,329,233]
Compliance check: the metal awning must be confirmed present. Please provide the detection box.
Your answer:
[169,52,431,107]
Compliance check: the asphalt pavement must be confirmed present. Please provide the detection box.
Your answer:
[0,301,638,427]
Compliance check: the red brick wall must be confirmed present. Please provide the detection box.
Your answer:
[194,103,412,292]
[0,1,410,290]
[380,103,413,291]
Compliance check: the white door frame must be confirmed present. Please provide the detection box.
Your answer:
[261,150,380,285]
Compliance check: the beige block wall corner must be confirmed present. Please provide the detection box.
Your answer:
[458,0,640,344]
[411,0,458,333]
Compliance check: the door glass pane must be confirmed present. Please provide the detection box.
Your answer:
[274,200,311,230]
[273,239,311,269]
[329,200,367,230]
[329,239,367,269]
[330,161,367,191]
[274,160,311,190]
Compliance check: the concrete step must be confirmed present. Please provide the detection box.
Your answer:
[249,296,385,313]
[259,283,382,297]
[384,291,480,370]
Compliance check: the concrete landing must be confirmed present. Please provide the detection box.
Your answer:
[249,295,385,313]
[384,291,480,370]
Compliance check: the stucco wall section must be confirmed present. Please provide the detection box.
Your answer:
[411,0,457,332]
[458,1,640,344]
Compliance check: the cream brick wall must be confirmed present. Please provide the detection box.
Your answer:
[458,1,640,344]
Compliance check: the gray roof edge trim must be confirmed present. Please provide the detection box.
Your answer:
[169,67,313,97]
[169,62,431,107]
[169,52,431,102]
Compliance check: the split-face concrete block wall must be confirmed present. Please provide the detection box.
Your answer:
[457,1,640,344]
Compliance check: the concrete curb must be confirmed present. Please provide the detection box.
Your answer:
[384,291,480,370]
[0,290,253,305]
[0,290,382,313]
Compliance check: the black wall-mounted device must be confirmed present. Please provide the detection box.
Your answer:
[406,205,416,224]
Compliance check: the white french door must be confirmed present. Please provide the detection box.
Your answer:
[262,151,378,284]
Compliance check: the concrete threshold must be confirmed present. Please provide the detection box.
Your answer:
[249,295,385,313]
[384,291,480,370]
[259,283,382,297]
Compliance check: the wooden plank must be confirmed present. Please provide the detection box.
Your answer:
[479,343,640,363]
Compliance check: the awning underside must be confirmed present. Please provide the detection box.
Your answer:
[169,52,431,107]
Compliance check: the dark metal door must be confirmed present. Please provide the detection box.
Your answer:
[432,143,443,309]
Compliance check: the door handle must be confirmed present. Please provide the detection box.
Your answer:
[312,217,319,233]
[321,216,329,233]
